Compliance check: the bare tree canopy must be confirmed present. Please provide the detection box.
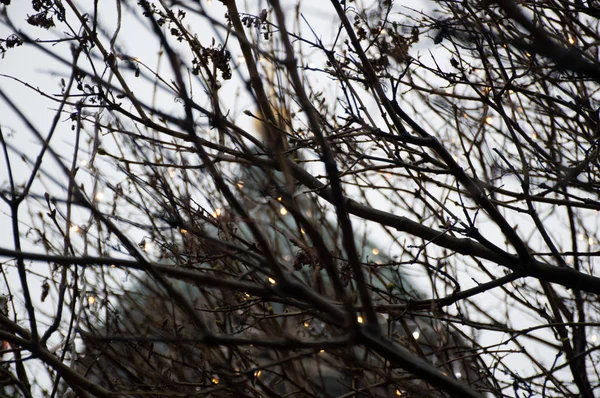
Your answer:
[1,0,600,397]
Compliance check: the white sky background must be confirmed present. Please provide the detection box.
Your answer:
[1,0,597,396]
